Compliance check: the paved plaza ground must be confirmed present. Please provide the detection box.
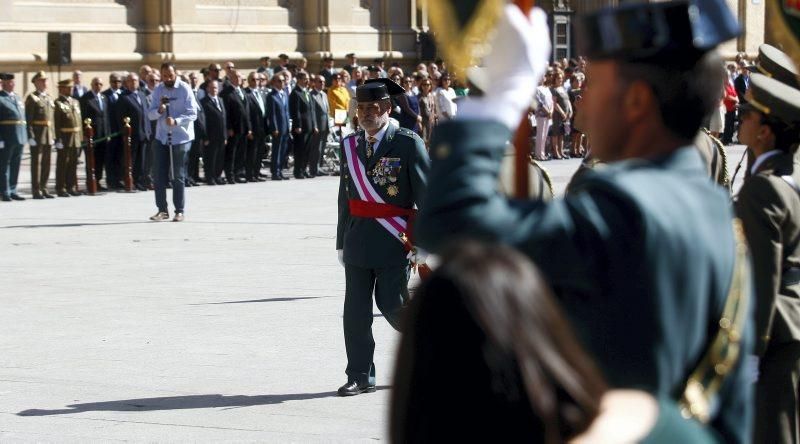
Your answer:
[0,144,746,442]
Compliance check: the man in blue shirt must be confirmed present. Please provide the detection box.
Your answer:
[0,73,27,201]
[147,62,197,222]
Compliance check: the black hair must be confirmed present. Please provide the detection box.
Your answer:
[760,114,800,152]
[160,62,176,71]
[617,50,724,140]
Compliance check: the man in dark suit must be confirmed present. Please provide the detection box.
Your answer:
[200,80,227,185]
[416,3,752,442]
[336,79,430,396]
[71,70,87,99]
[187,71,205,186]
[734,61,750,104]
[289,71,317,179]
[222,70,251,184]
[244,72,268,182]
[319,56,337,88]
[116,73,151,191]
[102,73,125,189]
[309,74,330,177]
[266,74,290,180]
[79,77,110,189]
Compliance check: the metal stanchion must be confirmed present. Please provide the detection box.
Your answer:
[122,116,134,192]
[83,118,98,195]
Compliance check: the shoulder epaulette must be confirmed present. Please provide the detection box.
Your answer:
[395,127,418,138]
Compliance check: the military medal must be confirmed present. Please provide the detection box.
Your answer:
[387,185,399,196]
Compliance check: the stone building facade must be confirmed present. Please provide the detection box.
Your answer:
[0,0,767,96]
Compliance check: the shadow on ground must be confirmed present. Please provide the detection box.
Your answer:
[191,296,332,305]
[18,387,391,416]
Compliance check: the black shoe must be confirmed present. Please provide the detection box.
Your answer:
[135,183,147,192]
[57,192,70,197]
[1,195,11,202]
[282,175,291,180]
[68,190,81,197]
[10,194,25,201]
[255,177,266,182]
[206,179,216,186]
[227,178,236,185]
[271,176,282,181]
[43,192,55,199]
[315,171,329,177]
[215,178,226,185]
[303,171,312,178]
[97,185,108,191]
[235,177,248,183]
[32,194,44,200]
[337,380,376,397]
[294,174,305,179]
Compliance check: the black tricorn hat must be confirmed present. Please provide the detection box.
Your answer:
[575,0,740,68]
[356,78,404,102]
[0,73,13,80]
[741,74,800,124]
[748,44,799,89]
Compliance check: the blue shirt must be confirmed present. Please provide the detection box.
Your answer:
[147,77,197,145]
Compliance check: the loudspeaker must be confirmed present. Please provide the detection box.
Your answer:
[47,32,71,66]
[419,31,437,61]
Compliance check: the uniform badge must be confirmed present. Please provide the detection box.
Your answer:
[387,185,399,197]
[370,157,402,187]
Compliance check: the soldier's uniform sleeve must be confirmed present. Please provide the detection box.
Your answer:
[336,137,351,250]
[53,99,64,143]
[25,94,34,140]
[735,176,785,355]
[406,129,429,207]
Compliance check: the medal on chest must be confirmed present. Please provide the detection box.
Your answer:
[369,157,402,193]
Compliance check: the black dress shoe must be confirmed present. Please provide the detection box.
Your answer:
[303,171,312,178]
[10,194,25,201]
[32,194,44,200]
[68,190,81,197]
[235,177,248,183]
[136,184,148,191]
[206,180,216,186]
[97,185,108,191]
[337,380,376,397]
[282,175,291,180]
[57,192,70,197]
[43,192,55,199]
[271,176,282,181]
[227,178,236,185]
[1,195,11,202]
[294,174,305,179]
[315,171,329,177]
[256,177,266,182]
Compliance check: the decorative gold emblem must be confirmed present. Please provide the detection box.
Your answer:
[387,185,399,197]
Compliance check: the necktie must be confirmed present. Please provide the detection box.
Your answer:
[366,136,377,158]
[97,94,104,111]
[214,97,221,111]
[237,88,244,101]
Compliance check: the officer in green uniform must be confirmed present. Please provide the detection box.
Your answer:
[0,73,27,201]
[26,70,55,199]
[734,74,800,444]
[336,78,429,396]
[53,79,83,197]
[416,2,752,442]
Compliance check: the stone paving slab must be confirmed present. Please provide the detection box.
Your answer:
[0,144,746,442]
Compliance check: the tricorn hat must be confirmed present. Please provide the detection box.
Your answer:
[0,73,14,81]
[345,52,356,58]
[741,74,800,124]
[748,44,799,89]
[356,78,404,102]
[31,70,48,83]
[575,0,740,68]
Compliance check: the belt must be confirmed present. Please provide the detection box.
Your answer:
[31,120,51,126]
[348,199,415,219]
[0,119,25,125]
[60,127,81,133]
[783,267,800,287]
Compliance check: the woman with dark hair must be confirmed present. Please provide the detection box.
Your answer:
[391,241,719,443]
[734,74,800,444]
[417,76,437,148]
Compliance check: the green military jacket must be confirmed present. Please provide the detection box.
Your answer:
[0,91,26,146]
[416,120,753,443]
[694,129,730,190]
[25,90,54,145]
[54,95,83,149]
[337,123,430,268]
[735,151,800,355]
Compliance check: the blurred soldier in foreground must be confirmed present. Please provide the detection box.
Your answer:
[26,71,55,199]
[53,79,83,197]
[0,73,26,201]
[416,3,752,442]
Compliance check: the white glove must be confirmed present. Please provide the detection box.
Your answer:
[337,249,344,267]
[28,139,36,147]
[407,248,429,265]
[458,6,551,130]
[54,140,64,150]
[0,141,5,149]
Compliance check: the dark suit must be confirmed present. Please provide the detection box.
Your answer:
[736,151,800,443]
[200,95,227,182]
[116,89,151,188]
[189,90,206,182]
[734,74,749,104]
[223,86,251,181]
[102,88,124,187]
[245,87,268,180]
[266,89,290,178]
[79,90,110,184]
[289,86,317,178]
[336,124,430,385]
[310,89,330,176]
[416,120,753,443]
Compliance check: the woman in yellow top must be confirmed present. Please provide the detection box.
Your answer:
[326,73,350,122]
